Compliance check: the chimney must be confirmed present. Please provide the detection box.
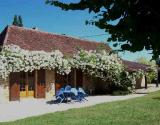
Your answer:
[32,27,38,30]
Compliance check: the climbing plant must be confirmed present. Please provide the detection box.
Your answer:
[0,44,147,92]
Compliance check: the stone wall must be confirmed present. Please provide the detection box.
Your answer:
[0,77,9,103]
[141,75,146,87]
[45,70,55,100]
[135,75,145,89]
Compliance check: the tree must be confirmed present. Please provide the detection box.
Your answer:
[12,15,23,27]
[46,0,160,59]
[18,16,23,27]
[12,15,19,26]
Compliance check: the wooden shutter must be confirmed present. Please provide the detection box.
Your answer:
[9,72,20,101]
[37,69,46,98]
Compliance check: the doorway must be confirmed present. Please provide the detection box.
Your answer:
[20,72,35,97]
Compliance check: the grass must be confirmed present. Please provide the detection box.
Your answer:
[1,91,160,125]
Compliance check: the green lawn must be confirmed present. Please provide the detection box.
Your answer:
[1,91,160,125]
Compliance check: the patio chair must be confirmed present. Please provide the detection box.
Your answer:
[63,85,72,102]
[70,88,82,102]
[64,85,72,92]
[78,87,88,101]
[55,88,65,103]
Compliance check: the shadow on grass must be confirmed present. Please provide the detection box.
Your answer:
[135,92,148,94]
[152,97,160,101]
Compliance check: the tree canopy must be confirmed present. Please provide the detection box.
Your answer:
[46,0,160,59]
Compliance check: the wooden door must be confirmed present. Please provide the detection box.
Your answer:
[76,69,83,87]
[37,69,46,98]
[20,72,35,97]
[9,72,20,101]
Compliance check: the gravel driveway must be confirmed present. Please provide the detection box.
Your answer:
[0,84,159,122]
[0,94,145,122]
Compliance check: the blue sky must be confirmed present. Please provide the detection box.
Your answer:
[0,0,152,61]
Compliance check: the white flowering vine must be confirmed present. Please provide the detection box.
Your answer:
[0,45,71,79]
[132,69,145,79]
[70,49,124,83]
[0,44,148,92]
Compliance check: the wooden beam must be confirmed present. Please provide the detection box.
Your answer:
[74,69,77,87]
[156,68,159,87]
[34,70,38,98]
[25,72,28,96]
[145,75,147,89]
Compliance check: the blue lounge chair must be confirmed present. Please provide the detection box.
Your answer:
[64,85,71,92]
[55,88,65,103]
[78,87,88,101]
[64,85,72,102]
[70,88,82,102]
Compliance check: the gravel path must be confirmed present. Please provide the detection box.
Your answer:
[0,94,145,122]
[0,85,159,122]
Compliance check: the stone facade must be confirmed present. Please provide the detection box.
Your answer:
[135,75,145,89]
[0,78,9,103]
[141,75,146,87]
[0,70,56,103]
[45,70,55,100]
[0,70,117,102]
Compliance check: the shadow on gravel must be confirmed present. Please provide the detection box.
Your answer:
[46,100,72,104]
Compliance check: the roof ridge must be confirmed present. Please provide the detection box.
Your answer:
[8,25,104,45]
[125,60,149,65]
[123,60,150,67]
[0,25,10,45]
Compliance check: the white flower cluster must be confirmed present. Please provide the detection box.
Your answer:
[71,49,124,82]
[0,45,71,79]
[132,69,144,79]
[0,55,8,79]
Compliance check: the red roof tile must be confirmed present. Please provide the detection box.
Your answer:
[123,60,149,72]
[0,25,112,56]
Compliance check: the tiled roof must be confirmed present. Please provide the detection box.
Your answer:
[0,25,149,72]
[123,60,149,72]
[0,25,112,56]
